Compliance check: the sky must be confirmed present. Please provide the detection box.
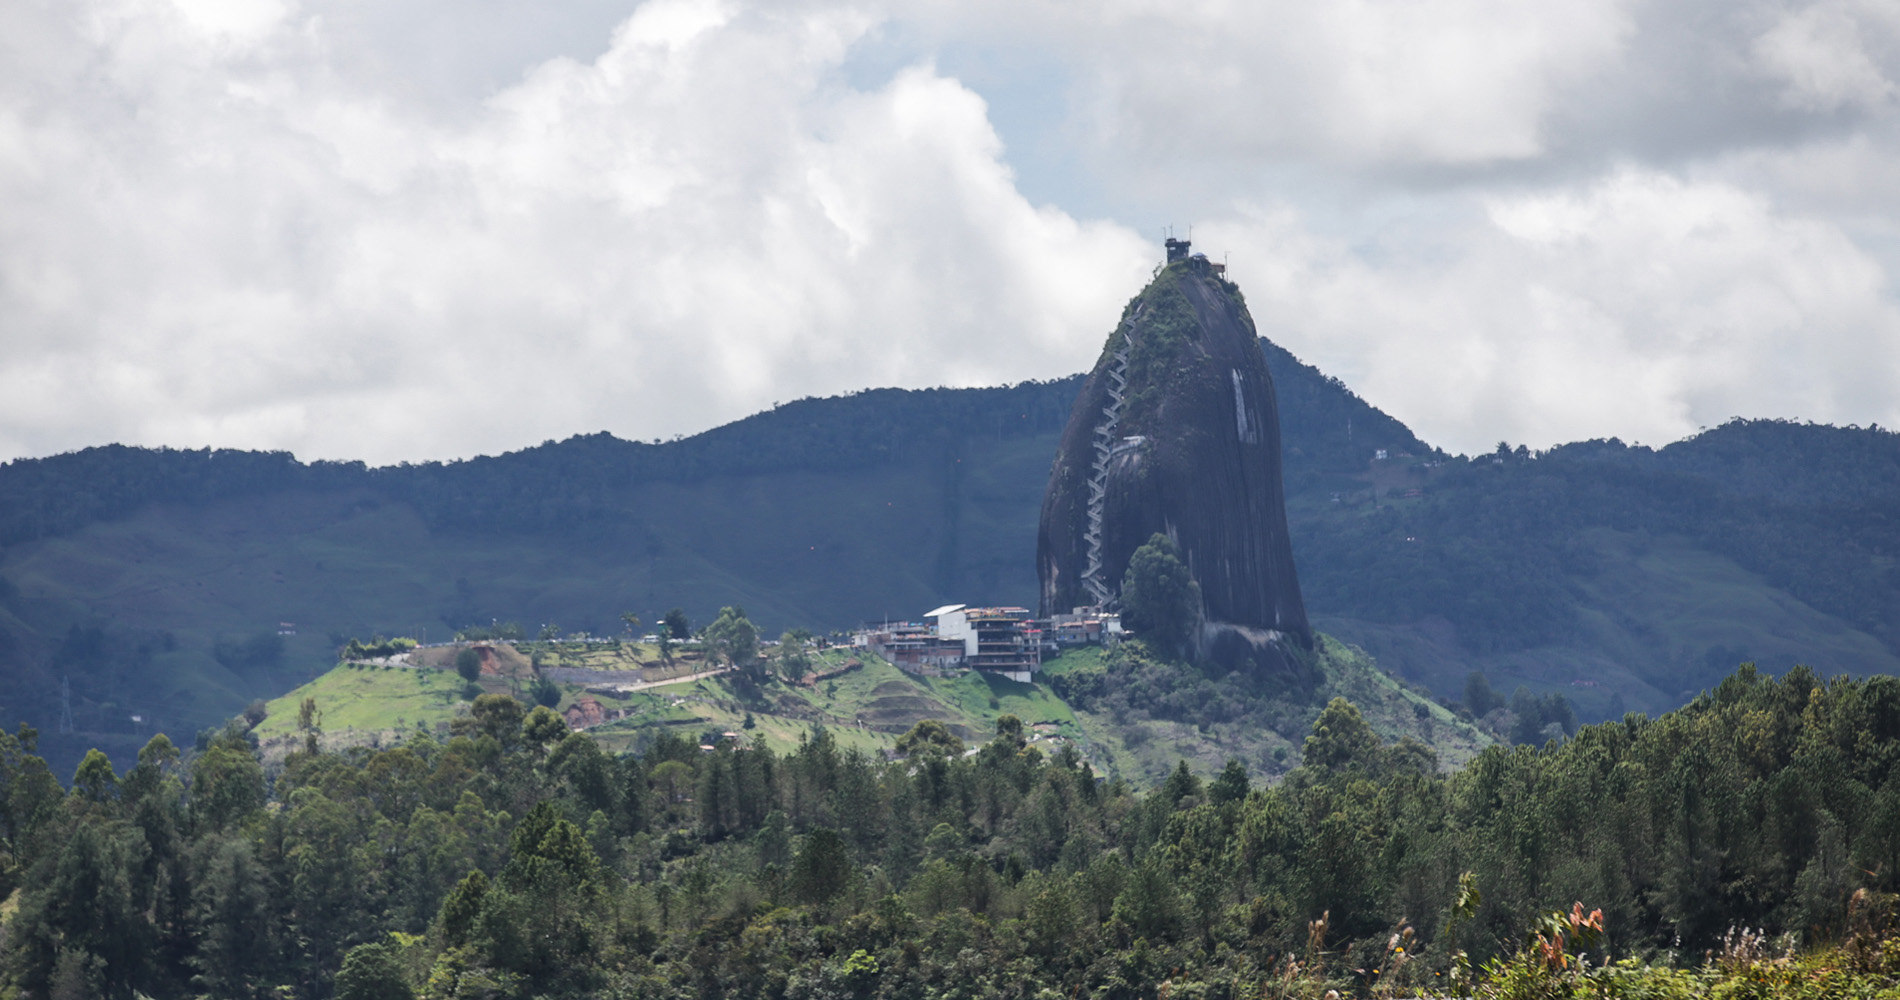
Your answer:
[2,0,1897,465]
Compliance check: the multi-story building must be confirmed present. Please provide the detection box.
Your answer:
[927,604,1040,682]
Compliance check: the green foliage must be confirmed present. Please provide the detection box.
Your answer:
[464,694,525,747]
[438,870,488,949]
[454,647,483,682]
[528,674,562,709]
[1301,696,1381,772]
[993,713,1025,748]
[188,731,264,831]
[777,628,814,679]
[703,605,761,674]
[1507,685,1579,745]
[9,344,1897,772]
[521,706,568,750]
[341,635,418,661]
[1120,533,1202,657]
[1208,759,1250,805]
[1297,420,1900,686]
[790,827,853,904]
[334,941,414,1000]
[458,622,524,642]
[6,664,1900,999]
[1041,634,1475,783]
[70,748,118,804]
[1465,670,1502,716]
[894,719,964,758]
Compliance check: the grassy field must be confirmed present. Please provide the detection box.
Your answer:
[254,664,474,740]
[243,634,1488,785]
[586,650,1085,759]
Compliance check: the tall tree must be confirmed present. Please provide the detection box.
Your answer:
[777,628,814,680]
[704,606,762,676]
[454,648,482,683]
[332,941,414,1000]
[1121,533,1202,657]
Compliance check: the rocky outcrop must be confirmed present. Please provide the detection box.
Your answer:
[1038,249,1311,673]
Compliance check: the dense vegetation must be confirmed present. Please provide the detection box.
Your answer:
[0,341,1429,769]
[3,331,1898,767]
[1298,421,1900,666]
[4,664,1899,999]
[0,338,1428,552]
[0,380,1088,549]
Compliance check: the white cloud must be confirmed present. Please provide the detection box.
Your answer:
[905,0,1636,169]
[1206,169,1900,454]
[1754,0,1899,114]
[0,0,1151,464]
[3,0,1900,467]
[167,0,292,42]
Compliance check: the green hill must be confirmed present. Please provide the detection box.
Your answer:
[248,632,1486,787]
[1293,421,1900,717]
[2,335,1896,774]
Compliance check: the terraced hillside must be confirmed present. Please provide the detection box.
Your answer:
[250,634,1485,786]
[3,334,1897,775]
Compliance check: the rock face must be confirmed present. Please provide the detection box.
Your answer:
[1038,245,1311,672]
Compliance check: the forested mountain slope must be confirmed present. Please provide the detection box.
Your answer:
[0,346,1420,770]
[1296,420,1900,719]
[1,335,1895,771]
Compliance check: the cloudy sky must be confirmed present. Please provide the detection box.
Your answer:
[3,0,1897,464]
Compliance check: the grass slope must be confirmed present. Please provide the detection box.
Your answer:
[248,634,1489,786]
[255,665,471,739]
[1044,636,1489,781]
[4,345,1897,775]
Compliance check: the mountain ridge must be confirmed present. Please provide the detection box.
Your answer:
[2,339,1896,774]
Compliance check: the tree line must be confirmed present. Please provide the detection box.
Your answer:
[0,380,1085,550]
[2,663,1898,998]
[1293,420,1900,664]
[0,332,1432,552]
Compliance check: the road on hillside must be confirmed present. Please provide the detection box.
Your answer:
[592,665,734,693]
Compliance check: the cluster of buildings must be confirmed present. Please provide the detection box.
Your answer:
[853,604,1123,683]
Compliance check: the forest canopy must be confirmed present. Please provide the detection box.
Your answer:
[2,663,1898,999]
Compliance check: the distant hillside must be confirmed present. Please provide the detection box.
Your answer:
[2,335,1896,772]
[0,379,1082,770]
[1296,420,1900,718]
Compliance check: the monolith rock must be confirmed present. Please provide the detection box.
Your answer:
[1038,239,1311,674]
